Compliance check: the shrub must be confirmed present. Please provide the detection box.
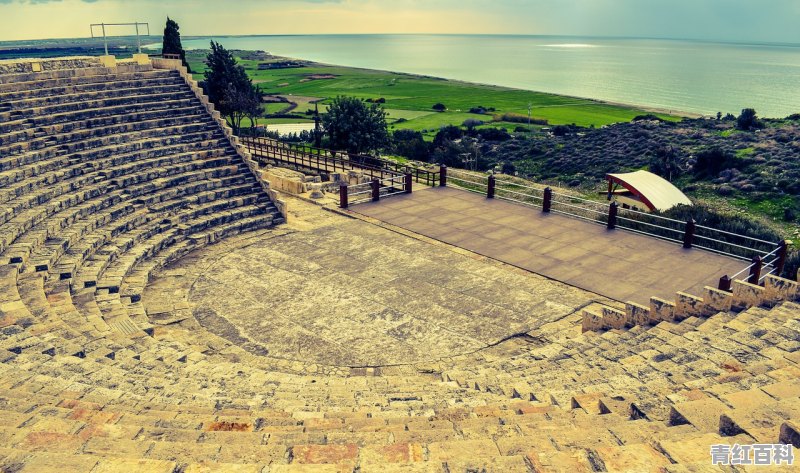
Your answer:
[552,125,572,136]
[497,112,548,125]
[693,147,738,178]
[432,103,446,112]
[462,118,484,130]
[433,125,463,145]
[737,108,763,131]
[632,114,665,122]
[477,128,511,142]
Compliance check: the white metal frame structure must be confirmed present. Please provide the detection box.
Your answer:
[90,22,150,56]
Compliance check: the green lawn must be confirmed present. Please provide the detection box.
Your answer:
[262,102,290,115]
[187,52,683,132]
[384,109,436,121]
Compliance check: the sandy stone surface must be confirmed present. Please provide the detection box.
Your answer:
[171,198,596,367]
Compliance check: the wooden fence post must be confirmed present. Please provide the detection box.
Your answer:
[543,187,552,213]
[487,174,496,199]
[405,173,412,194]
[440,165,447,187]
[339,184,348,209]
[718,275,732,292]
[371,178,380,202]
[748,256,763,284]
[776,240,789,276]
[683,218,696,249]
[607,201,618,230]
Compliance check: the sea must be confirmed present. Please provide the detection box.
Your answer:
[179,34,800,118]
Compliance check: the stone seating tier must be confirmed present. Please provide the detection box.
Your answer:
[0,59,797,471]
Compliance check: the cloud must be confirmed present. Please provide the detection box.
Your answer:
[0,0,797,43]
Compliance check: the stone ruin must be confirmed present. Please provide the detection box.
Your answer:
[0,55,797,472]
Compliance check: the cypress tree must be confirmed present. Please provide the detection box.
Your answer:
[162,17,191,73]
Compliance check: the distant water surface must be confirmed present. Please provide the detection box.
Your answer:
[181,35,800,117]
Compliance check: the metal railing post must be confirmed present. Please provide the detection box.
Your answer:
[776,240,789,276]
[543,187,552,213]
[339,184,348,209]
[439,165,447,187]
[683,218,696,249]
[487,174,496,199]
[371,178,380,202]
[607,201,618,230]
[748,256,763,284]
[405,173,412,194]
[718,275,732,292]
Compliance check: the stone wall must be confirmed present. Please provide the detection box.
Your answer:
[0,56,102,75]
[582,273,799,332]
[262,168,314,195]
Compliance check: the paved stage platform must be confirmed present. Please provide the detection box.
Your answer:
[150,198,596,368]
[352,186,745,305]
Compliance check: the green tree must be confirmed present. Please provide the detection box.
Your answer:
[162,17,191,73]
[391,129,430,162]
[432,103,446,112]
[322,96,388,155]
[737,108,762,131]
[203,41,261,134]
[228,83,263,133]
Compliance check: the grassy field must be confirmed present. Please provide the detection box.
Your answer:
[186,51,681,135]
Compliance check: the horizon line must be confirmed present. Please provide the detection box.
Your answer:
[2,33,800,49]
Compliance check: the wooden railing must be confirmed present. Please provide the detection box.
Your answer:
[445,169,788,289]
[340,174,413,208]
[240,137,441,187]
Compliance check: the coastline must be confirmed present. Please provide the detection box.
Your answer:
[260,53,704,120]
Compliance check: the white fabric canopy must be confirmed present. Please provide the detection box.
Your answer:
[606,170,692,212]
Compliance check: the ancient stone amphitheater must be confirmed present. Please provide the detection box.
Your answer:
[0,56,798,472]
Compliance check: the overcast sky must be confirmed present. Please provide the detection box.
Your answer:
[1,0,799,43]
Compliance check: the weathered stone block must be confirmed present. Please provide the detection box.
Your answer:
[732,279,765,309]
[98,55,116,68]
[650,296,675,323]
[132,53,150,65]
[263,168,308,195]
[675,292,704,320]
[779,421,800,448]
[625,301,650,327]
[581,309,603,332]
[764,274,799,303]
[703,286,732,314]
[601,306,626,330]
